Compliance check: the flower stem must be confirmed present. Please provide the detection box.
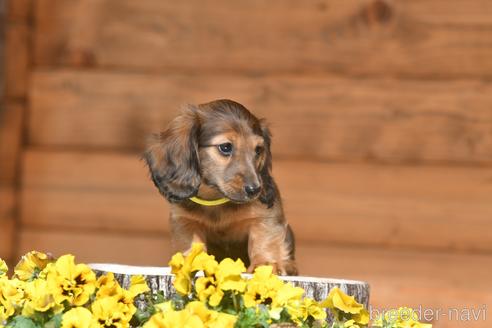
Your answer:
[232,292,239,312]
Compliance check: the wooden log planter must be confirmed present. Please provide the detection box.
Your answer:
[89,263,370,326]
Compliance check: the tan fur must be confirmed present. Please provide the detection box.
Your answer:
[144,99,298,275]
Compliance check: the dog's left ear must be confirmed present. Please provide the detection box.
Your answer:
[143,106,201,203]
[259,120,276,208]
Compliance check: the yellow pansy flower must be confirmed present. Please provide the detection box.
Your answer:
[96,273,122,299]
[94,272,147,321]
[120,276,150,308]
[266,282,306,323]
[186,302,214,322]
[243,282,271,308]
[207,312,236,328]
[128,275,150,297]
[195,276,223,307]
[0,277,23,301]
[0,259,7,277]
[169,253,185,275]
[14,251,51,281]
[0,277,24,321]
[300,298,327,321]
[171,243,205,276]
[250,265,274,281]
[169,243,245,298]
[322,287,364,314]
[193,255,245,306]
[275,283,304,307]
[173,272,192,296]
[320,287,369,326]
[343,319,360,328]
[0,304,13,323]
[276,291,340,326]
[61,307,94,328]
[243,266,283,308]
[154,301,173,313]
[22,279,63,316]
[144,302,207,328]
[214,258,246,293]
[190,252,218,276]
[118,294,138,321]
[142,312,169,328]
[144,310,204,328]
[144,301,236,328]
[46,255,96,306]
[185,301,236,328]
[169,243,207,296]
[353,308,370,325]
[91,296,130,328]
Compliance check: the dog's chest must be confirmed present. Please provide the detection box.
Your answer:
[175,202,269,238]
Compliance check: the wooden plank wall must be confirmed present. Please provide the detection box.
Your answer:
[0,0,8,261]
[2,1,492,326]
[0,0,30,264]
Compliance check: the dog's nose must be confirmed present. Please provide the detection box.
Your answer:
[244,184,261,197]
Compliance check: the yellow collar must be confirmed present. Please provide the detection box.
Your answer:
[189,196,230,206]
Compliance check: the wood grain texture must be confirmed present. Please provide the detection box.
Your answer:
[17,229,492,327]
[21,150,492,253]
[18,229,172,266]
[29,71,492,163]
[0,0,4,99]
[0,187,15,260]
[298,244,491,328]
[0,102,24,184]
[5,23,29,99]
[33,0,492,78]
[7,0,31,22]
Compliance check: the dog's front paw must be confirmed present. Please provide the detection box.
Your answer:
[248,260,297,276]
[279,260,298,276]
[248,261,279,274]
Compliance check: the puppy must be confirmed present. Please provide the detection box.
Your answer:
[144,99,297,275]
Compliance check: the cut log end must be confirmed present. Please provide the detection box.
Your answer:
[90,264,370,325]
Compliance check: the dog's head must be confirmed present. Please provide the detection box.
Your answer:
[144,99,276,207]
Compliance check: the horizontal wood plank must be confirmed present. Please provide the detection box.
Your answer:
[298,244,492,307]
[18,229,172,266]
[5,23,29,99]
[33,0,492,78]
[21,189,168,234]
[0,1,3,101]
[17,229,492,327]
[21,150,492,253]
[298,244,492,328]
[0,187,15,260]
[7,0,31,23]
[0,102,24,184]
[29,71,492,163]
[21,151,169,234]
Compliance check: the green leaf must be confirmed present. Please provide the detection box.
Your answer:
[6,316,40,328]
[235,308,256,328]
[234,307,269,328]
[130,308,153,327]
[44,314,62,328]
[152,291,166,304]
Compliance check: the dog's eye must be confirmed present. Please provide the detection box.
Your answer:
[255,146,264,156]
[218,143,233,156]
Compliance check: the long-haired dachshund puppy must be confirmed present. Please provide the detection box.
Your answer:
[144,99,297,275]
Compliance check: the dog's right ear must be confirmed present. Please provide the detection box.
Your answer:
[143,107,201,203]
[258,119,276,208]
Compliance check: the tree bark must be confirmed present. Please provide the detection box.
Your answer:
[90,264,370,325]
